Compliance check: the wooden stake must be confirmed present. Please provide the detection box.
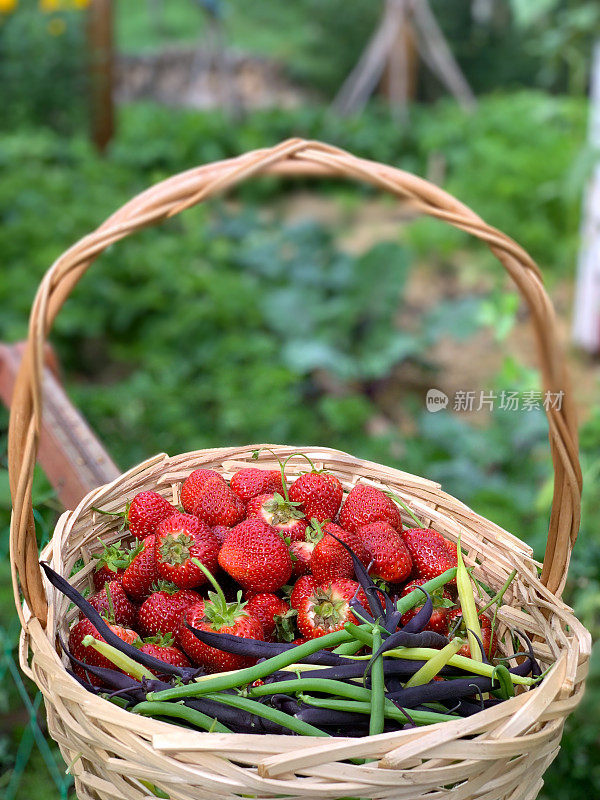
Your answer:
[87,0,115,153]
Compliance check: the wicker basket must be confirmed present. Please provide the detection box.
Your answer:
[8,139,590,800]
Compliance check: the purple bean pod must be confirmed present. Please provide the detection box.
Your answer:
[43,562,201,680]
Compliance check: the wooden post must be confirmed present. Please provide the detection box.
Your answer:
[87,0,115,153]
[573,41,600,353]
[380,0,418,113]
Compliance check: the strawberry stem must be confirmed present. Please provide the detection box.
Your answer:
[253,447,291,501]
[190,558,226,607]
[384,491,422,528]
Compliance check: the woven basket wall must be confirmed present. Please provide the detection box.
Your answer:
[8,140,590,800]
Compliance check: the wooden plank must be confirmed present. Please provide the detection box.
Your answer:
[0,343,120,509]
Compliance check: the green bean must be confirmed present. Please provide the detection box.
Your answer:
[132,701,232,733]
[395,568,458,615]
[369,626,385,736]
[456,536,483,662]
[249,678,373,702]
[147,629,354,702]
[379,647,537,685]
[299,695,456,726]
[201,693,329,737]
[492,665,515,700]
[344,622,374,648]
[82,636,154,681]
[405,638,464,687]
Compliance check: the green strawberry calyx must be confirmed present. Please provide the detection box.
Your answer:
[190,558,248,631]
[263,493,305,525]
[148,579,181,595]
[143,632,175,647]
[92,538,134,572]
[159,533,194,565]
[91,500,132,531]
[274,608,298,642]
[309,587,349,631]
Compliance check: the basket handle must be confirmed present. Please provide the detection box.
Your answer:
[8,138,581,625]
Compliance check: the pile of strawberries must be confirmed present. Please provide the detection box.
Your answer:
[70,457,495,681]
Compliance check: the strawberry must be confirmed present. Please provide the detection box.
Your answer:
[447,608,498,659]
[212,525,231,545]
[293,637,309,646]
[230,468,283,502]
[156,513,219,589]
[218,518,293,592]
[401,528,457,582]
[127,491,177,539]
[297,579,369,640]
[94,491,177,540]
[358,522,412,583]
[137,583,202,639]
[289,539,314,577]
[339,484,402,533]
[400,578,453,634]
[288,470,343,524]
[91,540,129,590]
[246,492,307,542]
[290,575,318,611]
[80,580,137,628]
[309,521,369,584]
[138,634,191,676]
[180,469,226,513]
[178,590,264,673]
[245,593,290,640]
[187,476,245,528]
[68,618,140,686]
[121,535,159,602]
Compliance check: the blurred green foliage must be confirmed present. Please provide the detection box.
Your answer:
[0,93,597,797]
[0,0,87,133]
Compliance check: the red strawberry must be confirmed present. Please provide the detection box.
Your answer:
[212,525,231,545]
[447,608,498,659]
[91,540,129,590]
[137,583,202,639]
[290,575,318,611]
[246,492,307,542]
[245,593,290,640]
[230,468,283,501]
[358,522,412,583]
[180,469,226,513]
[156,513,219,589]
[68,618,140,685]
[442,537,458,560]
[288,470,343,524]
[297,579,369,640]
[401,528,457,582]
[218,518,293,592]
[127,491,177,539]
[186,476,245,528]
[138,634,191,676]
[339,484,402,533]
[400,578,453,634]
[93,491,177,541]
[309,521,369,584]
[121,535,159,602]
[289,539,314,577]
[80,580,137,628]
[178,592,264,673]
[293,637,309,646]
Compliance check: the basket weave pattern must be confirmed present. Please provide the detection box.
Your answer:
[8,140,590,800]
